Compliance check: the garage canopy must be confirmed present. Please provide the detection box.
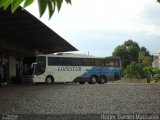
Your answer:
[0,7,77,56]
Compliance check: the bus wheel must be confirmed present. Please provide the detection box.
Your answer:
[45,76,53,84]
[89,76,97,84]
[98,76,106,84]
[79,81,85,84]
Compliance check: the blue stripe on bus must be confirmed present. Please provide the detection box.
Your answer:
[81,66,120,77]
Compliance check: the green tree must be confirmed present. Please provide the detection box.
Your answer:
[143,67,160,81]
[112,45,128,68]
[113,40,140,68]
[113,40,153,69]
[0,0,71,19]
[124,62,145,79]
[140,47,150,56]
[138,47,152,67]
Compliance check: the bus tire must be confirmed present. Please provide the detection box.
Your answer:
[79,81,85,84]
[98,76,106,84]
[89,75,97,84]
[45,76,54,84]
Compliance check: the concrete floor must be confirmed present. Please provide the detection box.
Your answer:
[0,83,160,120]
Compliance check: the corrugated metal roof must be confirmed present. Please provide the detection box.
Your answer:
[0,7,77,56]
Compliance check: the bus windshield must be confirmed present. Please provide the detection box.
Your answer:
[34,62,46,75]
[23,56,46,75]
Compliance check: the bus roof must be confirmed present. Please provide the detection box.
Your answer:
[105,56,121,60]
[38,53,104,59]
[37,53,120,59]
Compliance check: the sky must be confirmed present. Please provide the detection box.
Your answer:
[26,0,160,57]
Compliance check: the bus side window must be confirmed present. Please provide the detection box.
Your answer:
[48,57,61,66]
[60,58,71,66]
[60,58,81,66]
[83,58,93,66]
[94,59,105,66]
[114,60,118,67]
[72,58,83,66]
[115,59,120,67]
[105,59,114,67]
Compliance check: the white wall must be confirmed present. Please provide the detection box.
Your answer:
[152,49,160,68]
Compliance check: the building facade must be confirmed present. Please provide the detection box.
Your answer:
[152,49,160,68]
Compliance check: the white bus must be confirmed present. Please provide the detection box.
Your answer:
[22,53,121,84]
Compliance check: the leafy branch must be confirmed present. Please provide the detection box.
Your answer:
[0,0,71,19]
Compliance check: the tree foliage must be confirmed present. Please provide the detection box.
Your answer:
[138,50,152,67]
[124,63,160,80]
[124,62,145,79]
[112,40,140,68]
[112,40,153,79]
[0,0,71,19]
[112,40,152,69]
[143,67,160,81]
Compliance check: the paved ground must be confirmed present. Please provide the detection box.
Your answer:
[0,83,160,119]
